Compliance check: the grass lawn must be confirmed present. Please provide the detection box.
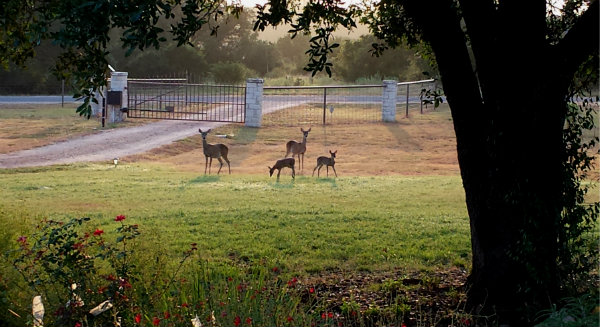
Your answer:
[0,167,470,274]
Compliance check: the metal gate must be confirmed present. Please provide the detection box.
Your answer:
[126,79,246,123]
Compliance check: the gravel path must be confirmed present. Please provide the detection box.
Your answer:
[0,120,228,169]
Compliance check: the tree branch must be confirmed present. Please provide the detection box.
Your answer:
[554,0,599,81]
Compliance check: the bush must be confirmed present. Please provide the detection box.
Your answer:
[3,216,321,327]
[211,62,256,84]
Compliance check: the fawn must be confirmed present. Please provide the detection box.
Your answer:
[313,150,337,177]
[285,127,311,170]
[199,128,231,174]
[268,157,296,181]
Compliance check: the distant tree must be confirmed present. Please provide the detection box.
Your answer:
[273,33,314,75]
[335,35,430,82]
[118,44,209,79]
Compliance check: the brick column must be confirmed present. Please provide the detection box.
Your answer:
[382,80,398,122]
[107,72,128,123]
[245,78,264,127]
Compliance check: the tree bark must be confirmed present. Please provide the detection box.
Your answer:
[402,0,598,323]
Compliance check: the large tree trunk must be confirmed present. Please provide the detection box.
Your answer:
[402,0,598,324]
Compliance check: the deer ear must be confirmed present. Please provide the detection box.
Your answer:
[307,127,312,132]
[207,129,211,133]
[199,128,202,133]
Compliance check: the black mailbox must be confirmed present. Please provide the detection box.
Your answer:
[107,91,122,105]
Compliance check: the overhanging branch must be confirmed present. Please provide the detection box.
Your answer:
[554,0,599,80]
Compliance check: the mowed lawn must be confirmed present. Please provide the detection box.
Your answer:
[0,103,470,275]
[0,169,470,274]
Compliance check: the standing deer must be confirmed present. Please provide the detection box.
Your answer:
[312,150,338,177]
[199,128,231,174]
[285,127,311,170]
[268,158,295,181]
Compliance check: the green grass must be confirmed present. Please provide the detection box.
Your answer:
[0,163,470,274]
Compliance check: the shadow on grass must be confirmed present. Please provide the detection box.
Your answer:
[270,179,296,189]
[180,175,221,190]
[315,177,337,187]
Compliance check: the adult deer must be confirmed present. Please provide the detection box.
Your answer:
[285,127,311,170]
[312,150,338,177]
[199,128,231,174]
[268,157,295,181]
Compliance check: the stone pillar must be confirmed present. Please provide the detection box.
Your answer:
[245,78,264,127]
[382,80,398,122]
[91,88,104,117]
[107,72,128,123]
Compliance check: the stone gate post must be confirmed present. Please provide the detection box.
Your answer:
[245,78,264,127]
[107,72,128,123]
[382,80,398,122]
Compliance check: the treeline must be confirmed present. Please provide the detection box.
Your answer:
[0,11,433,94]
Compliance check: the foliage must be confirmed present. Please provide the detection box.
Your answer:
[211,62,256,84]
[0,0,237,116]
[4,215,326,327]
[535,293,600,327]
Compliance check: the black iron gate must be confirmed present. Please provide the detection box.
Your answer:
[126,79,246,123]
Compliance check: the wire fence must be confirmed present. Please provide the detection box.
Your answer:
[262,79,437,127]
[262,85,384,126]
[396,80,438,119]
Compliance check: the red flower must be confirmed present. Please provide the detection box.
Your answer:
[17,236,27,244]
[321,312,326,320]
[115,215,126,222]
[164,311,170,319]
[245,317,252,325]
[234,316,241,326]
[135,313,142,324]
[75,323,82,327]
[309,287,315,294]
[287,277,298,287]
[93,228,104,236]
[181,302,189,308]
[72,242,84,250]
[287,316,294,322]
[271,266,279,272]
[119,278,132,289]
[152,317,160,326]
[328,312,333,319]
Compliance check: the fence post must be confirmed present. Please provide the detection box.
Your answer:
[382,80,398,122]
[245,78,264,127]
[107,72,128,123]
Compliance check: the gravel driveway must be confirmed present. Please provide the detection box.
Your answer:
[0,120,229,169]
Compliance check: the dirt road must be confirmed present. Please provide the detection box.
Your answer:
[0,120,228,169]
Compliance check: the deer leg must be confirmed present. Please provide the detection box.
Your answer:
[204,156,209,174]
[277,169,281,181]
[224,157,231,175]
[312,164,320,176]
[326,166,329,177]
[332,165,338,177]
[209,157,213,174]
[216,157,224,174]
[291,166,295,179]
